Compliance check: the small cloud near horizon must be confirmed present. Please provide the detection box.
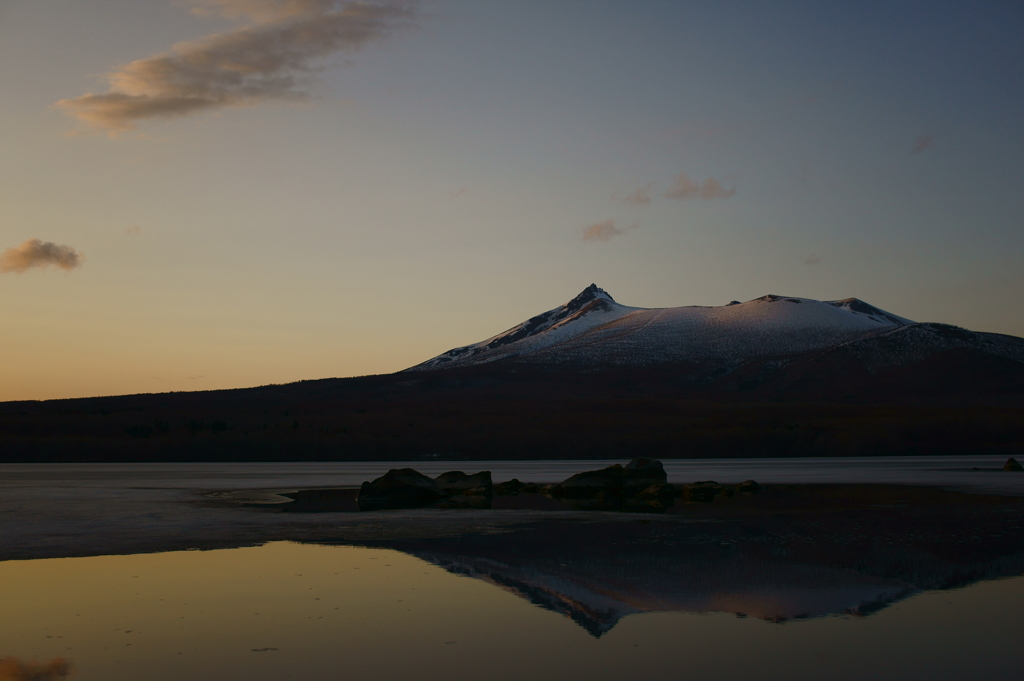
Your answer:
[126,225,142,235]
[619,183,654,206]
[449,186,468,199]
[804,253,822,265]
[664,172,736,200]
[0,239,84,273]
[912,132,936,154]
[582,219,637,242]
[56,0,418,133]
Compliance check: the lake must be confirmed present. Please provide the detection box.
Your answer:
[1,456,1023,680]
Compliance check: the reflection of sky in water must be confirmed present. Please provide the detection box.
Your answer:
[1,542,1023,681]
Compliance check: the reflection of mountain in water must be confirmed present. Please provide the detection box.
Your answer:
[420,549,916,636]
[353,488,1024,636]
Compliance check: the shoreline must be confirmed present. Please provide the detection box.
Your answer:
[2,481,1023,562]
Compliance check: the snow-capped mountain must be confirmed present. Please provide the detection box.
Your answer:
[408,284,915,371]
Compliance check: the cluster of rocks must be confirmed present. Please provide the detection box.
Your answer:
[357,458,759,513]
[496,458,758,512]
[357,469,493,511]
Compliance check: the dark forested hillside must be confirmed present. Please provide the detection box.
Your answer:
[3,349,1023,462]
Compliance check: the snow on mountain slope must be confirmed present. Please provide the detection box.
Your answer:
[410,284,638,370]
[408,286,914,370]
[807,322,1024,374]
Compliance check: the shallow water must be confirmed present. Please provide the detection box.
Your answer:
[2,541,1023,681]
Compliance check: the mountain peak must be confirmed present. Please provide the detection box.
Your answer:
[825,297,914,326]
[566,284,615,311]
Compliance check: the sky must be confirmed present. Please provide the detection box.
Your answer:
[1,0,1022,401]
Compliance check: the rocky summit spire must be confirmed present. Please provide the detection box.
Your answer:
[566,284,615,312]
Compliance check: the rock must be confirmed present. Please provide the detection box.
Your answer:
[494,478,524,495]
[435,471,493,493]
[679,483,716,503]
[356,481,391,510]
[551,459,668,497]
[737,480,760,495]
[638,483,676,502]
[1004,458,1024,472]
[357,468,445,511]
[462,486,491,497]
[622,458,668,492]
[550,464,625,497]
[519,483,540,494]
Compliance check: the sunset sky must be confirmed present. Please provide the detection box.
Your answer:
[1,0,1022,401]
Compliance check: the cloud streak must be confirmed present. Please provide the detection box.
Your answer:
[620,183,654,206]
[912,132,936,154]
[56,1,417,132]
[664,172,736,200]
[582,219,637,242]
[0,239,84,273]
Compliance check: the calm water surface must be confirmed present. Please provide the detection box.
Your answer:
[3,456,1024,680]
[1,542,1023,681]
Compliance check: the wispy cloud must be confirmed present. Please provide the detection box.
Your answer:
[449,186,468,199]
[126,225,142,235]
[911,132,936,154]
[56,1,417,132]
[664,172,736,200]
[804,253,822,265]
[0,239,84,273]
[0,657,72,681]
[582,219,637,242]
[619,182,654,206]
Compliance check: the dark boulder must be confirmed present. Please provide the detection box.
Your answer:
[679,483,717,503]
[550,459,668,498]
[494,478,525,495]
[622,458,668,492]
[637,483,676,511]
[737,480,761,495]
[435,471,493,492]
[1004,458,1024,472]
[550,464,625,497]
[638,483,676,502]
[357,468,445,511]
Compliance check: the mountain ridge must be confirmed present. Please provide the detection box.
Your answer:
[2,284,1023,463]
[409,285,916,371]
